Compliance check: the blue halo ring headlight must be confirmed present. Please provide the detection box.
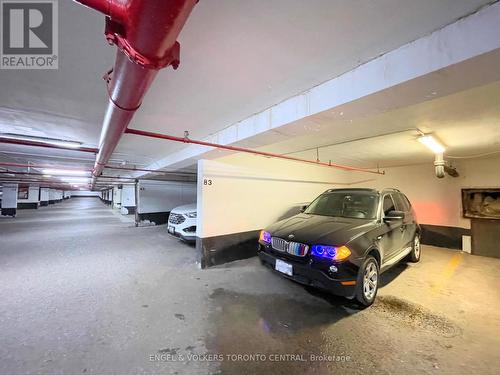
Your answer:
[312,245,336,259]
[259,230,271,244]
[311,245,351,261]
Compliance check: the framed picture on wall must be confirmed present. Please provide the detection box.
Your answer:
[18,186,29,200]
[462,188,500,220]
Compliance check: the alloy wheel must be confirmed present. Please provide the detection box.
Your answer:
[414,236,421,259]
[363,262,378,301]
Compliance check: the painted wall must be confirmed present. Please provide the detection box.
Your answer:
[113,187,122,208]
[17,185,40,204]
[55,190,63,200]
[40,188,49,202]
[1,183,18,208]
[137,180,196,214]
[49,189,57,201]
[121,185,136,207]
[196,156,365,238]
[349,155,500,230]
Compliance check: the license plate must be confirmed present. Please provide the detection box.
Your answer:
[275,259,293,276]
[168,226,175,235]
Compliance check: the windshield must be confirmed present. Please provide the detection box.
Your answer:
[304,191,378,219]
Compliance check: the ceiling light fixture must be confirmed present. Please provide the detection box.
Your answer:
[0,133,83,148]
[60,177,90,183]
[418,134,446,154]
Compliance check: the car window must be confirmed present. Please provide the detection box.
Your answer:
[383,195,396,216]
[402,194,412,210]
[393,193,409,212]
[304,192,378,219]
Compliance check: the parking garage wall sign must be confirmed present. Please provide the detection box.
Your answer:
[1,0,58,69]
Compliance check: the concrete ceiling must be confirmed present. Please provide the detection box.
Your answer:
[0,0,495,179]
[269,80,500,168]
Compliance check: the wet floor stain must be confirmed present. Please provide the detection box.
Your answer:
[206,288,356,374]
[373,295,462,337]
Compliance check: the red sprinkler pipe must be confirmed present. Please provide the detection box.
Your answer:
[124,128,385,175]
[73,0,198,188]
[0,136,98,153]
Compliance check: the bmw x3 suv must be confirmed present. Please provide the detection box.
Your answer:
[258,188,420,307]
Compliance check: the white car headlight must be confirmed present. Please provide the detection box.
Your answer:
[185,211,197,218]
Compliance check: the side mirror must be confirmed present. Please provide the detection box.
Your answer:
[384,210,404,221]
[300,205,308,213]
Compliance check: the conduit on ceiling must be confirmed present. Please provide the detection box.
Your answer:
[73,0,199,189]
[124,128,385,175]
[0,136,98,153]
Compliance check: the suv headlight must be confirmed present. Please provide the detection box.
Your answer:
[259,230,271,244]
[185,211,197,218]
[311,245,351,261]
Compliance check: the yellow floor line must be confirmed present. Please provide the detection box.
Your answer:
[431,252,463,295]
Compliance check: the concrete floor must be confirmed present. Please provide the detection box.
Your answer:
[1,198,499,375]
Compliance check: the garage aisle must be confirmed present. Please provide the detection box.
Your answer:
[1,199,499,374]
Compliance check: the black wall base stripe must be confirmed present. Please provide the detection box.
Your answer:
[1,208,16,217]
[420,224,470,250]
[196,224,470,268]
[17,202,39,209]
[196,230,260,268]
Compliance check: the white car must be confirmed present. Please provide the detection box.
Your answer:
[167,203,197,242]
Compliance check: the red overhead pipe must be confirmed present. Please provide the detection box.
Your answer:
[124,128,386,175]
[73,0,198,189]
[0,136,98,153]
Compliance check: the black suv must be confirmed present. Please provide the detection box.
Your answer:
[258,188,420,306]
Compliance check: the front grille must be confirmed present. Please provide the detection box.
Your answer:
[271,237,309,257]
[271,237,287,252]
[169,213,185,225]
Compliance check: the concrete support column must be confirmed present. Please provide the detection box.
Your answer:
[17,185,40,209]
[40,188,50,206]
[1,183,18,217]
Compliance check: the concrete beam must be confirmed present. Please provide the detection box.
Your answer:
[131,1,500,176]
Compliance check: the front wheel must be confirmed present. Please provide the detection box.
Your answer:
[354,256,379,307]
[408,234,421,263]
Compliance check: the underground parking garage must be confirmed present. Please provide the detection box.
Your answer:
[1,0,500,374]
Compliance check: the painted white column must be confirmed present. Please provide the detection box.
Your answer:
[1,183,18,216]
[40,187,50,206]
[17,185,40,209]
[113,187,122,208]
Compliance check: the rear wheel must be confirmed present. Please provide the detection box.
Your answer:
[354,256,379,307]
[408,234,421,263]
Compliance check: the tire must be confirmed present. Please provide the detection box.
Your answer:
[408,234,421,263]
[354,256,379,307]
